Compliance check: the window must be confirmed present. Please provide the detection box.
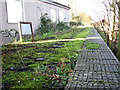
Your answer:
[50,8,56,22]
[19,22,33,42]
[59,11,64,22]
[21,24,32,35]
[6,0,23,23]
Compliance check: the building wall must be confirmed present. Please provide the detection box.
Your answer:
[23,1,38,33]
[1,1,19,44]
[0,0,70,44]
[0,2,2,45]
[36,1,69,23]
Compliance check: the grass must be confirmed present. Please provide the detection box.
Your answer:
[98,31,107,43]
[34,27,91,41]
[2,27,92,89]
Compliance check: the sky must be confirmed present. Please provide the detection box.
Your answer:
[55,0,108,22]
[69,0,110,22]
[51,0,109,22]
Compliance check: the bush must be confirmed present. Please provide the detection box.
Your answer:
[0,29,19,42]
[55,22,70,31]
[70,21,82,26]
[35,13,70,41]
[35,13,54,35]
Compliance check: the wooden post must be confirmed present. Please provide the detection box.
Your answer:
[107,34,109,46]
[18,22,22,42]
[116,1,120,60]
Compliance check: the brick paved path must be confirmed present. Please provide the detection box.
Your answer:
[65,28,120,90]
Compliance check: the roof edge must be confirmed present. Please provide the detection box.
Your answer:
[38,0,71,10]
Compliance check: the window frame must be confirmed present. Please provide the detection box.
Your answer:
[18,22,34,42]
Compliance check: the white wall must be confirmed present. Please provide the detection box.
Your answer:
[0,2,2,31]
[0,2,2,45]
[0,0,70,44]
[59,8,69,22]
[1,1,20,44]
[23,1,38,33]
[37,1,69,23]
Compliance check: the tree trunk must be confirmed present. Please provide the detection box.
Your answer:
[116,2,120,61]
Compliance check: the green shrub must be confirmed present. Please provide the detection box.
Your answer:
[0,29,19,42]
[70,21,82,26]
[55,22,70,31]
[35,13,54,35]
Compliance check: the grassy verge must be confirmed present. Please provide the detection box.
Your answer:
[98,31,107,43]
[34,27,91,40]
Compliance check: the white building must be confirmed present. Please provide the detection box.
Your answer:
[0,0,70,44]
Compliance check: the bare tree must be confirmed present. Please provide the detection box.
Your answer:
[92,0,119,56]
[116,1,120,60]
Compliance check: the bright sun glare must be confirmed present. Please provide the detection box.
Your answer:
[75,0,106,21]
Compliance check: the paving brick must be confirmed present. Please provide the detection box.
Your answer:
[65,29,120,90]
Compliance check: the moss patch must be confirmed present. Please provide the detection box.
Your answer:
[2,27,92,89]
[86,41,100,49]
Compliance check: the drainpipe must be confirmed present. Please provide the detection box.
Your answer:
[22,0,25,21]
[56,7,59,24]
